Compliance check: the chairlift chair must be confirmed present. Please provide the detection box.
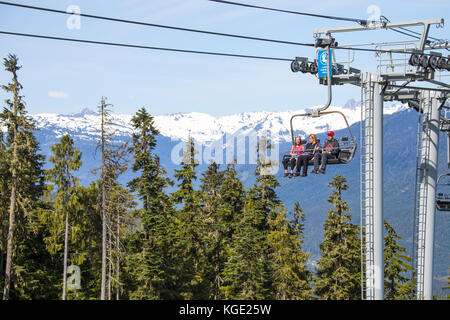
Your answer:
[286,42,356,168]
[289,110,357,165]
[436,173,450,211]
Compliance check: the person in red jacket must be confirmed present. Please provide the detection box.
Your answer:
[312,131,340,174]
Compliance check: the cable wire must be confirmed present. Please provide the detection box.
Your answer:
[1,1,446,58]
[0,1,315,48]
[0,27,443,61]
[0,30,293,62]
[208,0,368,25]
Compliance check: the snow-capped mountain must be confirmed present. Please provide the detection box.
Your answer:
[31,102,407,144]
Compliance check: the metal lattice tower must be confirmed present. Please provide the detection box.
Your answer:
[414,91,432,299]
[360,74,376,299]
[413,91,446,299]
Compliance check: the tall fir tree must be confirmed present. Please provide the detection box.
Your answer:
[171,136,207,299]
[202,161,246,299]
[124,107,176,300]
[104,182,134,300]
[384,221,412,300]
[98,97,110,300]
[221,136,279,299]
[217,162,245,245]
[200,162,224,219]
[199,162,224,299]
[94,97,131,300]
[268,202,312,299]
[172,135,201,212]
[0,127,8,287]
[314,174,361,300]
[1,54,46,299]
[72,182,102,300]
[44,133,82,299]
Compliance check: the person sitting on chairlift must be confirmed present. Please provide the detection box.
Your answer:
[282,136,304,178]
[312,131,340,174]
[296,134,320,177]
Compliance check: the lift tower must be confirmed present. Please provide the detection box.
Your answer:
[311,18,448,300]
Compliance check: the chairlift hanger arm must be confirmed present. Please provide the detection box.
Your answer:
[290,112,311,145]
[290,40,334,144]
[437,173,450,184]
[289,110,357,155]
[314,40,334,115]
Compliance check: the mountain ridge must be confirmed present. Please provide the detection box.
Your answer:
[30,101,407,144]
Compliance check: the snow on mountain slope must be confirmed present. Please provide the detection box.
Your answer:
[30,103,407,144]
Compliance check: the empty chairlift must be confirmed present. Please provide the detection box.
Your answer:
[436,173,450,211]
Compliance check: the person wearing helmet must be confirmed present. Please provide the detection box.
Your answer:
[312,131,340,174]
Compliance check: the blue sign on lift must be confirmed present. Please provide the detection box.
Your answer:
[317,49,333,78]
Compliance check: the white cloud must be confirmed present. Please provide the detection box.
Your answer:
[48,91,69,99]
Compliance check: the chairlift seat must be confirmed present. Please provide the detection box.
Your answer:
[306,145,355,166]
[436,199,450,211]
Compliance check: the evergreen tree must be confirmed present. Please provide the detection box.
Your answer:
[127,107,162,210]
[172,136,201,212]
[200,162,224,218]
[314,174,361,300]
[199,162,224,299]
[0,127,8,287]
[201,161,246,300]
[443,268,450,300]
[94,97,131,300]
[217,162,245,244]
[104,182,134,300]
[384,221,412,300]
[1,54,45,299]
[93,97,131,299]
[71,182,102,300]
[171,136,207,299]
[39,181,103,300]
[44,133,82,299]
[221,136,279,300]
[98,97,110,300]
[124,107,175,300]
[268,202,312,299]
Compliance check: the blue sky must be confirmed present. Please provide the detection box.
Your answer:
[0,0,449,117]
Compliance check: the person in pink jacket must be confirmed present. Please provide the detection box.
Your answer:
[282,136,304,178]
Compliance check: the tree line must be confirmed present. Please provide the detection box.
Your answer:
[0,54,415,300]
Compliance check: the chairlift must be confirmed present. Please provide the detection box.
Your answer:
[289,110,357,165]
[436,173,450,211]
[286,41,357,168]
